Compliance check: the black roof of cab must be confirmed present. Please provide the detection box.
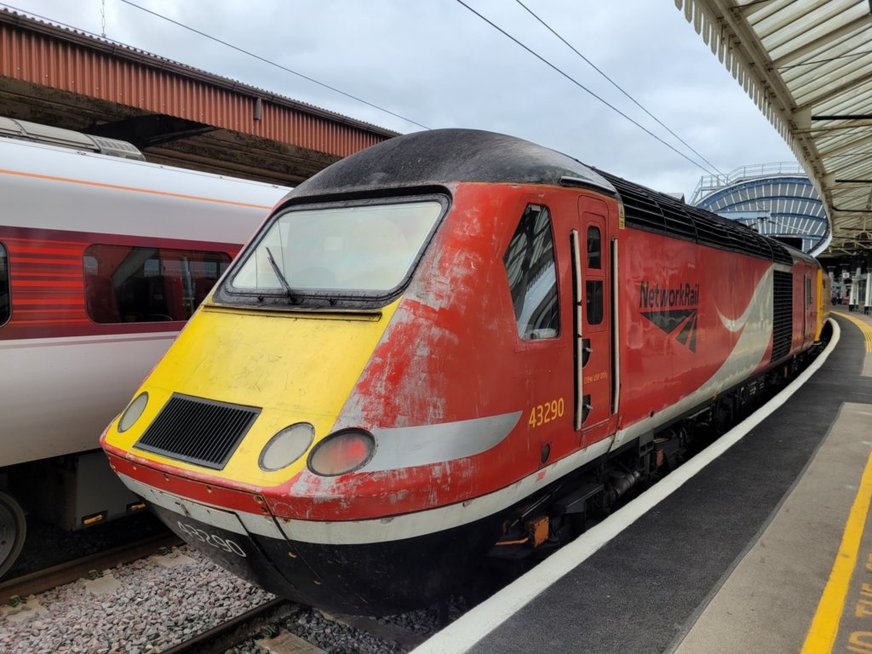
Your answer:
[281,128,796,266]
[286,128,615,200]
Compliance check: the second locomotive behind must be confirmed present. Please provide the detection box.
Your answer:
[100,129,827,614]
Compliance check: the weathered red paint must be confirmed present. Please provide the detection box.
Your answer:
[106,451,267,515]
[107,181,820,524]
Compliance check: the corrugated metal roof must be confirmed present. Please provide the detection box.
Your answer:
[675,0,872,257]
[0,8,397,160]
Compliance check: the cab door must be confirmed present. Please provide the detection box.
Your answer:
[571,197,612,447]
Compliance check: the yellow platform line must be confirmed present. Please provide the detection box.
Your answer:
[801,452,872,653]
[834,311,872,353]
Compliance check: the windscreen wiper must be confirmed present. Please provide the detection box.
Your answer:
[265,247,300,305]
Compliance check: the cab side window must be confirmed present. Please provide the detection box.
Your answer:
[587,226,601,269]
[586,280,604,325]
[84,245,230,323]
[0,243,9,326]
[503,205,559,340]
[585,225,603,326]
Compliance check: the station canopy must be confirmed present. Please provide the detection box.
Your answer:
[676,0,872,257]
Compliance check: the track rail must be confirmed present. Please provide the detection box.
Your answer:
[161,598,295,654]
[161,599,433,653]
[0,532,181,602]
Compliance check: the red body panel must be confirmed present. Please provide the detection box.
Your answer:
[258,184,808,522]
[98,129,825,616]
[615,230,770,428]
[106,452,266,515]
[108,183,819,523]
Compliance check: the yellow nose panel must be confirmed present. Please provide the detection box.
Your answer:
[104,300,400,487]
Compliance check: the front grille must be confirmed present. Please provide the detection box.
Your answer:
[134,394,260,470]
[772,270,793,362]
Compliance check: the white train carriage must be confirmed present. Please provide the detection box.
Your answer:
[0,118,287,575]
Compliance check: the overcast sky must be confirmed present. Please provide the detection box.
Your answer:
[9,0,798,198]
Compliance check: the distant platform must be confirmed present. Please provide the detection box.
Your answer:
[416,313,872,653]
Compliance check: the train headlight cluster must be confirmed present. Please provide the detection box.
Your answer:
[118,392,148,432]
[307,429,375,476]
[259,423,315,472]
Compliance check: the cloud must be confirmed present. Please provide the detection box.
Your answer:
[14,0,797,196]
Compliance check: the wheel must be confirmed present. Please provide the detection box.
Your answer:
[0,491,26,578]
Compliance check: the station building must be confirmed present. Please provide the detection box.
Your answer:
[692,165,870,309]
[691,163,827,255]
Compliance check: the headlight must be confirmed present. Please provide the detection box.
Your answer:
[259,423,315,472]
[307,429,375,476]
[118,392,148,432]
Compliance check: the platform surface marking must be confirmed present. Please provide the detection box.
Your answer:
[673,403,872,654]
[833,310,872,376]
[805,440,872,654]
[834,311,872,364]
[832,460,872,654]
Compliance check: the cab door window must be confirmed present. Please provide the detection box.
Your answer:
[503,205,559,340]
[586,280,604,325]
[587,225,602,269]
[585,225,604,326]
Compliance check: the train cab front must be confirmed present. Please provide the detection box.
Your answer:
[100,129,620,615]
[99,184,510,615]
[102,448,309,602]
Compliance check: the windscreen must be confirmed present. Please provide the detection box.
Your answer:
[229,200,443,297]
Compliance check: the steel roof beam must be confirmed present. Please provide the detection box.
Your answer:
[771,14,869,67]
[678,0,872,256]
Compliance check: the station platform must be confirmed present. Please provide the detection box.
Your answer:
[415,312,872,654]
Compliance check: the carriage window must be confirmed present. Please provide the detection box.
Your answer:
[586,280,603,325]
[503,205,559,339]
[0,243,9,326]
[84,245,230,323]
[587,226,601,269]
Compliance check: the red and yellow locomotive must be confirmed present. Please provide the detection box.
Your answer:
[101,129,825,614]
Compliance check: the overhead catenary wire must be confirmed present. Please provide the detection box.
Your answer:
[515,0,724,176]
[0,0,430,132]
[9,0,724,176]
[116,0,430,130]
[455,0,721,177]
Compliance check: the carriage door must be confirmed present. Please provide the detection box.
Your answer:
[572,197,612,446]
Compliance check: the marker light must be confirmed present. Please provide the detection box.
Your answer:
[308,429,375,477]
[118,392,148,432]
[259,423,315,472]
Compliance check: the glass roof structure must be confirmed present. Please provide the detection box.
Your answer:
[675,0,872,258]
[692,163,827,253]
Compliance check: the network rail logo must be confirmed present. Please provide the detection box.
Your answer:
[639,281,700,352]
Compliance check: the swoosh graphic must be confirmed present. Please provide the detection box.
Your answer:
[717,266,771,333]
[718,308,749,333]
[613,266,774,449]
